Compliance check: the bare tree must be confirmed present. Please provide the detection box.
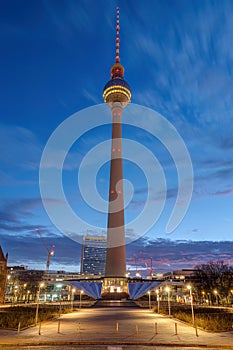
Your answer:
[193,260,233,304]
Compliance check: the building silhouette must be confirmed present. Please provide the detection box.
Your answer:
[0,246,8,303]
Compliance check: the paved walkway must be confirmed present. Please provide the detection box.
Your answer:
[0,307,232,348]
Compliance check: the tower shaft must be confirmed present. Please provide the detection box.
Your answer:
[105,104,126,277]
[102,7,131,284]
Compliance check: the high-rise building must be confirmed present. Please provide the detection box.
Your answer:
[0,246,8,303]
[80,236,106,275]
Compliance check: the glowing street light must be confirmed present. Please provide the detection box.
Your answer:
[156,289,160,313]
[187,284,195,326]
[27,290,30,303]
[35,282,45,324]
[201,290,205,303]
[71,288,76,312]
[165,286,171,317]
[147,290,151,309]
[213,289,218,305]
[79,290,84,309]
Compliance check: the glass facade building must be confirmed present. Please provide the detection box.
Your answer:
[80,236,106,275]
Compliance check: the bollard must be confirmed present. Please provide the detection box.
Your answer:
[59,300,61,318]
[38,322,41,335]
[116,321,119,333]
[58,320,61,333]
[195,324,198,337]
[154,322,158,334]
[136,323,139,335]
[77,322,81,333]
[17,322,21,334]
[174,322,178,335]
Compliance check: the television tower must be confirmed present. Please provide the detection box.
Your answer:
[103,7,131,277]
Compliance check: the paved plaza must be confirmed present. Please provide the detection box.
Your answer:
[0,307,233,348]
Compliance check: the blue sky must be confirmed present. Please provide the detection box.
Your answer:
[0,0,233,274]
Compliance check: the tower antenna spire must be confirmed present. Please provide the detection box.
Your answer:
[115,7,120,63]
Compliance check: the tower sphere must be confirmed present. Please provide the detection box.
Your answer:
[103,63,131,108]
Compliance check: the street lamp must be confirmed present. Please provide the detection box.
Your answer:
[14,286,18,304]
[147,290,151,309]
[79,290,84,309]
[27,290,30,303]
[156,289,160,313]
[71,288,76,312]
[213,289,218,305]
[165,286,171,317]
[201,290,205,304]
[22,283,27,303]
[35,282,44,324]
[187,284,195,327]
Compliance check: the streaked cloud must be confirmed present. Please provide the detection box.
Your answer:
[127,238,233,274]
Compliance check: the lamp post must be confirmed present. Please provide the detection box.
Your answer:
[27,290,30,303]
[79,290,83,309]
[187,285,195,327]
[22,283,27,303]
[201,290,205,304]
[14,286,18,304]
[148,290,151,309]
[71,288,76,312]
[156,289,160,313]
[165,286,171,317]
[213,289,218,305]
[35,282,44,324]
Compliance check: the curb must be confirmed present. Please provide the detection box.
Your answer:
[0,341,233,348]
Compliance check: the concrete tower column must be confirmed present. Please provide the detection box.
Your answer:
[102,7,131,288]
[105,103,126,277]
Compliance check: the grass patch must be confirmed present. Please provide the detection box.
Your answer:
[0,305,71,329]
[153,304,233,332]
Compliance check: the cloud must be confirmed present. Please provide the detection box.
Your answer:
[82,89,101,105]
[1,233,81,272]
[0,124,42,171]
[0,197,65,236]
[213,189,233,196]
[126,237,233,274]
[2,223,233,274]
[125,1,233,155]
[42,0,113,46]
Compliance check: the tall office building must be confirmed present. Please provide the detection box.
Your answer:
[80,236,106,275]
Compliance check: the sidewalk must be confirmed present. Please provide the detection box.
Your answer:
[0,308,232,348]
